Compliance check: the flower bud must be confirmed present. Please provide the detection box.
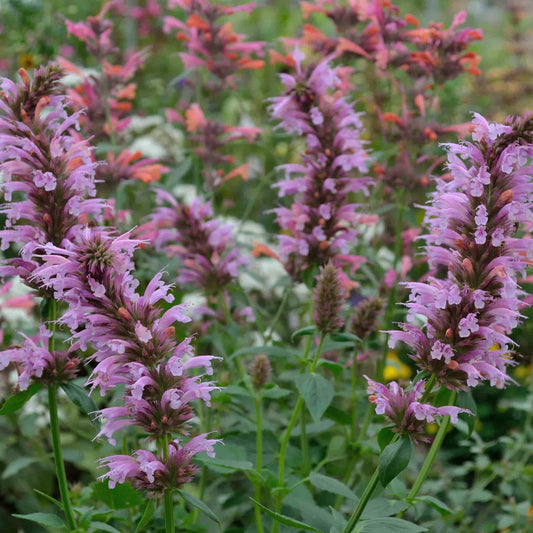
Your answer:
[313,262,345,335]
[249,353,272,391]
[350,297,383,340]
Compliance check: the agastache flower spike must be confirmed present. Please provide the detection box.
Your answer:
[389,113,533,390]
[164,0,265,90]
[0,63,103,282]
[365,377,471,444]
[146,190,248,294]
[268,50,372,279]
[33,227,220,459]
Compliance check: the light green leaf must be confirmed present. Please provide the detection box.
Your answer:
[12,512,66,529]
[291,325,317,343]
[295,373,335,423]
[378,437,412,487]
[89,522,123,533]
[250,499,321,532]
[360,499,409,520]
[309,472,357,500]
[357,518,427,532]
[413,495,452,515]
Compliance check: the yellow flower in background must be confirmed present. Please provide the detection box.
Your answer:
[514,364,532,380]
[18,54,36,69]
[383,351,412,382]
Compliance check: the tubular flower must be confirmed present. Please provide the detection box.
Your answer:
[98,435,220,495]
[0,64,103,282]
[268,50,371,279]
[0,330,80,391]
[147,190,247,294]
[33,228,220,452]
[389,113,533,390]
[365,377,470,444]
[163,0,265,89]
[62,1,147,140]
[166,103,260,189]
[301,2,482,82]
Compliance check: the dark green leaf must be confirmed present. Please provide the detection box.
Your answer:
[60,382,98,424]
[0,384,41,415]
[324,405,351,425]
[309,473,357,500]
[318,360,344,378]
[295,373,335,423]
[12,512,66,529]
[378,437,412,487]
[377,427,395,451]
[91,482,143,509]
[413,495,452,515]
[195,456,254,473]
[250,499,321,532]
[179,490,221,528]
[291,326,317,343]
[357,518,427,532]
[135,500,156,532]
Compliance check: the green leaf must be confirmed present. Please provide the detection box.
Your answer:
[229,345,295,361]
[250,499,321,532]
[329,507,347,533]
[2,456,41,479]
[33,489,63,509]
[0,383,41,415]
[378,437,412,487]
[357,518,427,532]
[295,373,335,423]
[360,499,409,520]
[456,391,477,437]
[196,456,254,473]
[291,325,317,343]
[309,472,357,500]
[377,427,395,451]
[91,482,143,509]
[89,522,123,533]
[12,512,66,529]
[413,495,452,516]
[318,360,344,378]
[324,405,351,425]
[135,500,156,533]
[60,382,98,425]
[179,490,221,529]
[261,386,291,399]
[330,332,362,344]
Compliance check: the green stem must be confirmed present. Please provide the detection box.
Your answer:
[264,286,291,343]
[272,334,326,533]
[161,436,175,533]
[403,390,457,507]
[343,374,438,530]
[253,394,264,533]
[300,409,310,476]
[48,385,77,531]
